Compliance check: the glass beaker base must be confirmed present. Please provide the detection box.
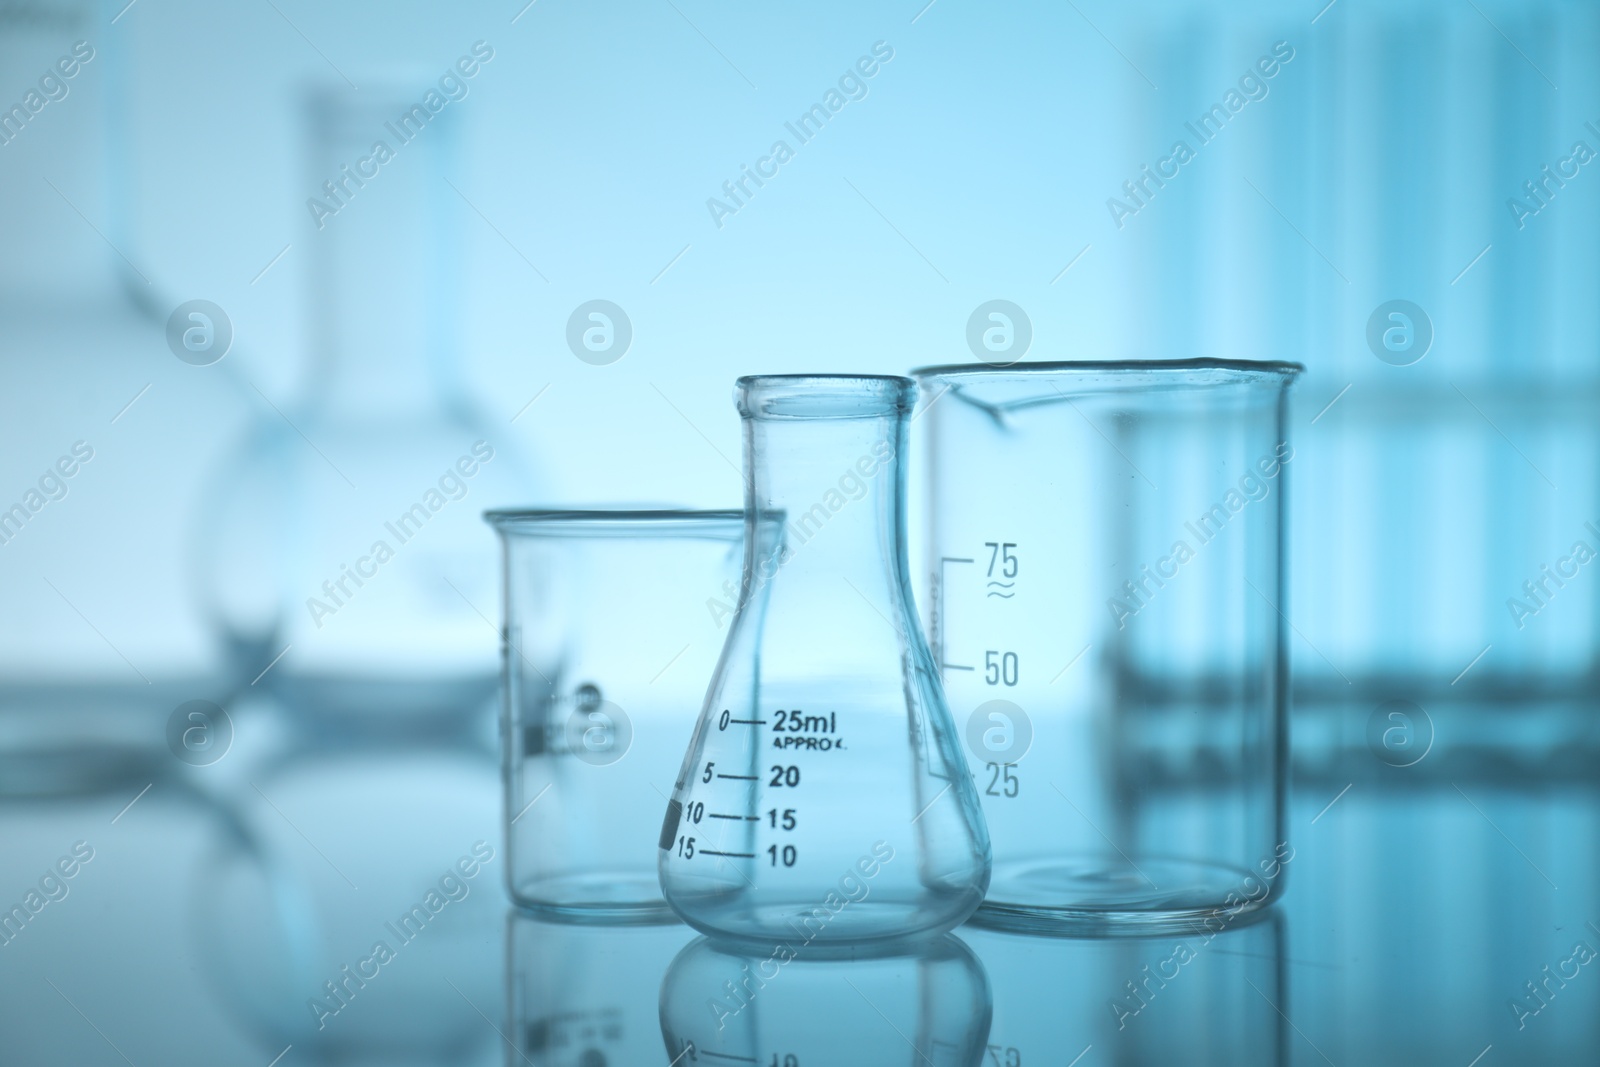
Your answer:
[969,855,1278,937]
[512,871,677,925]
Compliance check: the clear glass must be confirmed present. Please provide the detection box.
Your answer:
[961,907,1285,1061]
[659,934,992,1066]
[486,509,745,919]
[506,910,696,1066]
[0,728,249,1065]
[659,375,990,944]
[193,732,503,1061]
[914,359,1301,933]
[194,81,531,722]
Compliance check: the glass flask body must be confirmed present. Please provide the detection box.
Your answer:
[195,82,530,723]
[486,510,745,919]
[914,360,1300,933]
[659,375,990,945]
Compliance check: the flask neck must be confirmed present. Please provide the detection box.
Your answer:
[299,86,466,419]
[742,407,912,603]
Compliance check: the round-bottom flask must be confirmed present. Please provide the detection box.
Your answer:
[193,81,532,726]
[659,375,990,944]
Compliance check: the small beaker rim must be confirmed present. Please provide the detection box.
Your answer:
[910,358,1304,381]
[736,374,916,419]
[484,508,745,536]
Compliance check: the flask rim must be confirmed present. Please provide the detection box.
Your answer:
[736,374,916,420]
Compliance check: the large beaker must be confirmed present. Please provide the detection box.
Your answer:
[914,359,1300,932]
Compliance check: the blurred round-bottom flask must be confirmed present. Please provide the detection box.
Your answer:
[195,79,533,727]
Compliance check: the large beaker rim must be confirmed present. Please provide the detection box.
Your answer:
[911,358,1304,381]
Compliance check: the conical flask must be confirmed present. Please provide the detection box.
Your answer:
[659,375,990,944]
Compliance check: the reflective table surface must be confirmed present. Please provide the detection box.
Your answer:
[0,690,1595,1065]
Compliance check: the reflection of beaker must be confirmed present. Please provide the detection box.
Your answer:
[195,81,532,722]
[659,934,992,1067]
[506,911,697,1067]
[485,510,745,919]
[961,906,1286,1064]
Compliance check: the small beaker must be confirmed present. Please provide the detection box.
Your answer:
[913,359,1301,932]
[485,509,744,919]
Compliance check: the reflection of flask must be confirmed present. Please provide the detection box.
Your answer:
[195,741,502,1062]
[195,81,531,722]
[0,723,253,1061]
[659,376,990,944]
[659,934,992,1066]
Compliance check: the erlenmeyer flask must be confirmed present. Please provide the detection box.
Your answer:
[659,375,990,944]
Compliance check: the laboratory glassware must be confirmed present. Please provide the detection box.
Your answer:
[487,509,745,919]
[0,3,118,300]
[195,80,530,723]
[961,907,1284,1062]
[660,934,992,1067]
[507,910,696,1067]
[1099,3,1600,716]
[659,375,990,944]
[194,728,502,1056]
[914,359,1300,932]
[0,701,251,1061]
